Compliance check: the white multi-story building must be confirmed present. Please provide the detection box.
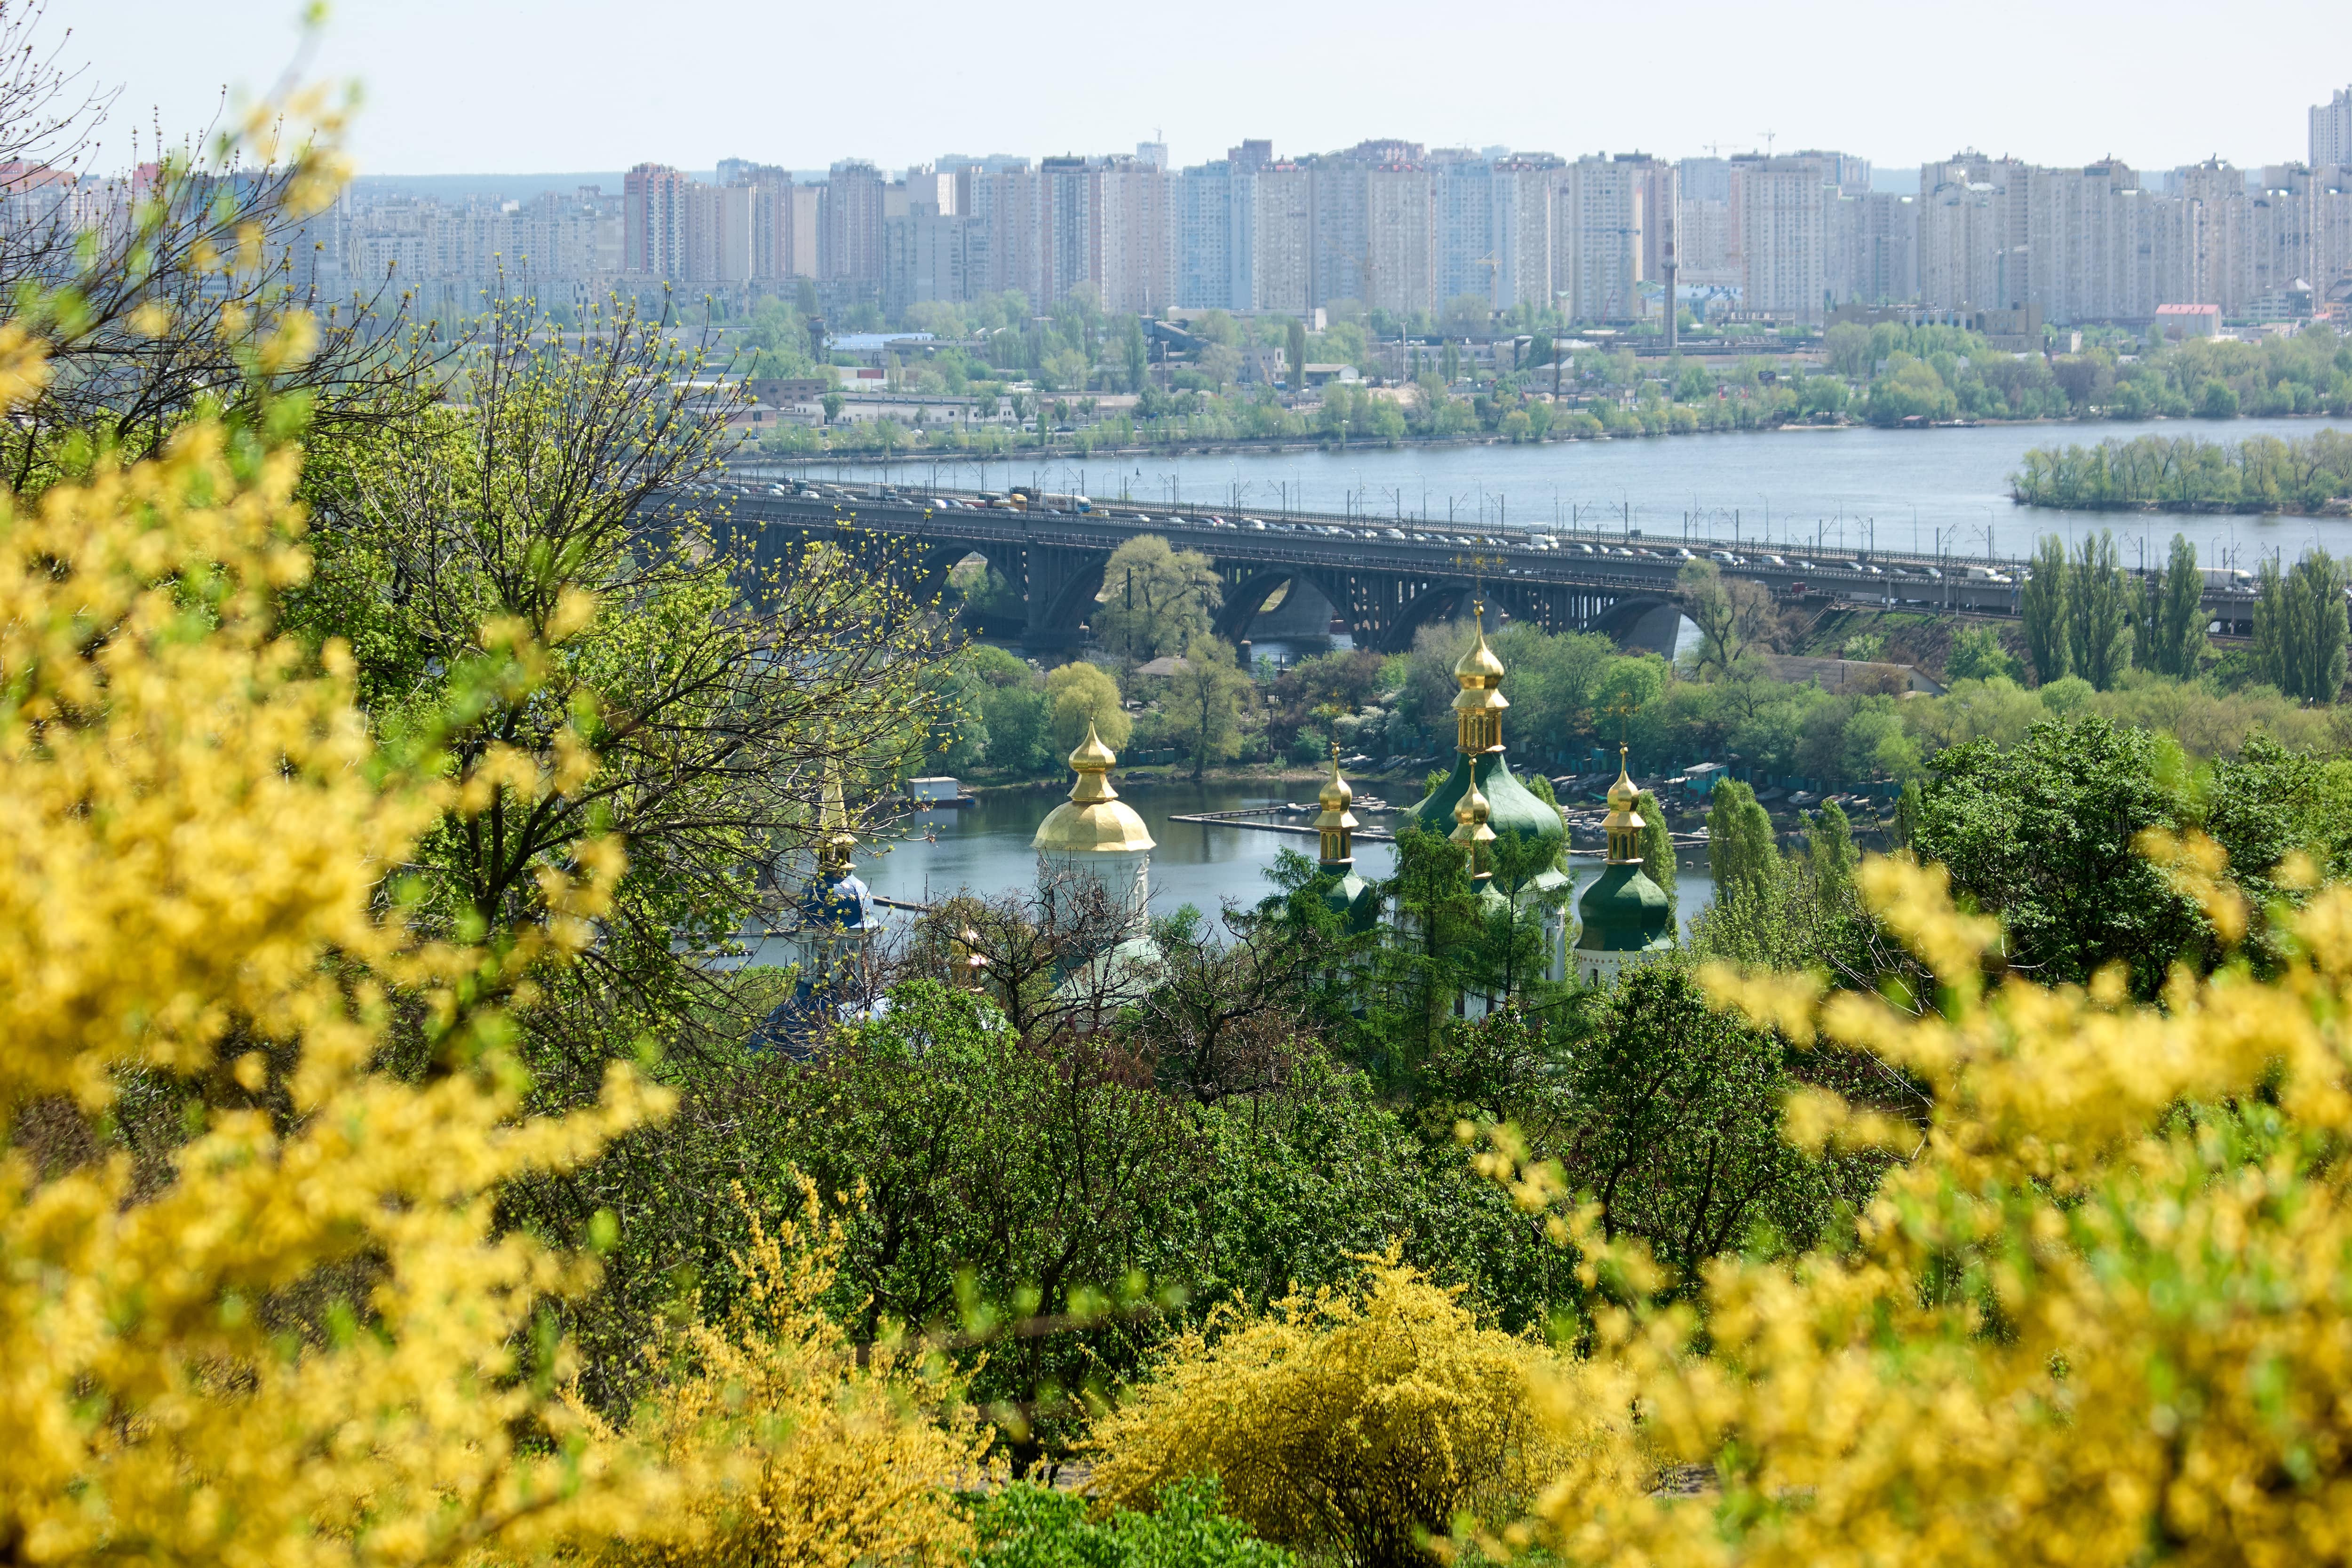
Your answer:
[1732,155,1835,319]
[1557,154,1645,322]
[1364,161,1435,317]
[1918,151,2031,311]
[1250,163,1312,314]
[1491,155,1559,312]
[2025,161,2143,323]
[1431,151,1494,310]
[1097,155,1177,315]
[1176,161,1236,309]
[2313,87,2352,171]
[1831,191,1917,306]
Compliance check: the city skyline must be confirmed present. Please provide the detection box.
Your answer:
[87,0,2349,178]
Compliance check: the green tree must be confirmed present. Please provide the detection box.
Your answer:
[2020,534,2071,685]
[1561,965,1876,1280]
[2253,550,2349,703]
[1120,314,1150,393]
[1707,779,1779,909]
[2147,532,2209,678]
[1047,660,1131,754]
[1635,788,1677,904]
[1170,636,1255,781]
[1096,534,1223,662]
[984,685,1053,772]
[297,293,950,1109]
[1285,318,1307,393]
[2064,528,2132,690]
[1913,715,2202,997]
[1863,357,1958,425]
[1945,624,2021,683]
[1807,799,1857,902]
[1677,558,1775,679]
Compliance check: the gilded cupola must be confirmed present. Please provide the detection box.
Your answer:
[1450,603,1509,756]
[1316,741,1357,868]
[1033,722,1156,856]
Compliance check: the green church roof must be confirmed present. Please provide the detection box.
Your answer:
[1407,752,1565,850]
[1574,865,1676,953]
[1319,868,1380,931]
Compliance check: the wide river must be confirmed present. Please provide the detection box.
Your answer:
[859,780,1716,940]
[819,414,2347,572]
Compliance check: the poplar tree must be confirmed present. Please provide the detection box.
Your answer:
[2254,550,2350,703]
[2021,534,2071,685]
[1706,780,1780,909]
[1808,798,1859,900]
[1635,788,1677,905]
[2145,532,2208,678]
[2065,528,2132,691]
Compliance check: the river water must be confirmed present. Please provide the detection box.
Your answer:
[860,780,1716,939]
[824,414,2346,572]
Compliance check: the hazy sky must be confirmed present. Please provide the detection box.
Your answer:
[78,0,2352,177]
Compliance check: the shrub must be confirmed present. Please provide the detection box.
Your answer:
[0,402,674,1563]
[598,1190,986,1568]
[971,1478,1293,1568]
[1086,1255,1624,1568]
[1490,848,2352,1568]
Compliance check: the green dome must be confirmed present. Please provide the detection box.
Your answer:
[1575,865,1675,953]
[1320,868,1380,931]
[1407,753,1565,851]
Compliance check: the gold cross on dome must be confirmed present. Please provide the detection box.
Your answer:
[1450,552,1501,600]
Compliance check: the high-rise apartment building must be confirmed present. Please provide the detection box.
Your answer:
[1177,160,1237,308]
[1732,154,1836,319]
[1834,191,1918,305]
[1918,151,2031,310]
[959,162,1040,302]
[819,159,887,284]
[1491,155,1560,311]
[726,165,815,282]
[622,162,689,277]
[1251,163,1312,313]
[1097,155,1177,314]
[2313,86,2352,170]
[1557,154,1646,322]
[2025,160,2143,323]
[1431,151,1494,310]
[1363,160,1435,317]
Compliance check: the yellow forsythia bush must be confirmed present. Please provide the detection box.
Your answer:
[0,340,983,1568]
[1497,847,2352,1568]
[1088,1252,1630,1568]
[0,386,679,1564]
[589,1188,987,1568]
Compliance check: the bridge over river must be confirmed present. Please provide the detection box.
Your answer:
[678,481,2261,656]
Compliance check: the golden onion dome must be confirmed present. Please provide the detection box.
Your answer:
[1453,609,1506,689]
[1606,746,1638,812]
[1318,742,1355,812]
[1451,779,1495,844]
[1068,722,1119,774]
[1033,721,1156,855]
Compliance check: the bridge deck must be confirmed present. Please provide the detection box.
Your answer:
[672,479,2261,651]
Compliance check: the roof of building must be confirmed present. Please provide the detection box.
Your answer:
[1575,864,1676,952]
[1034,723,1155,855]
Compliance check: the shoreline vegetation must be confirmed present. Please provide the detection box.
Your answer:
[745,298,2352,464]
[750,408,2349,471]
[2011,429,2352,514]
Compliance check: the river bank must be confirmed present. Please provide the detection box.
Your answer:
[748,411,2352,473]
